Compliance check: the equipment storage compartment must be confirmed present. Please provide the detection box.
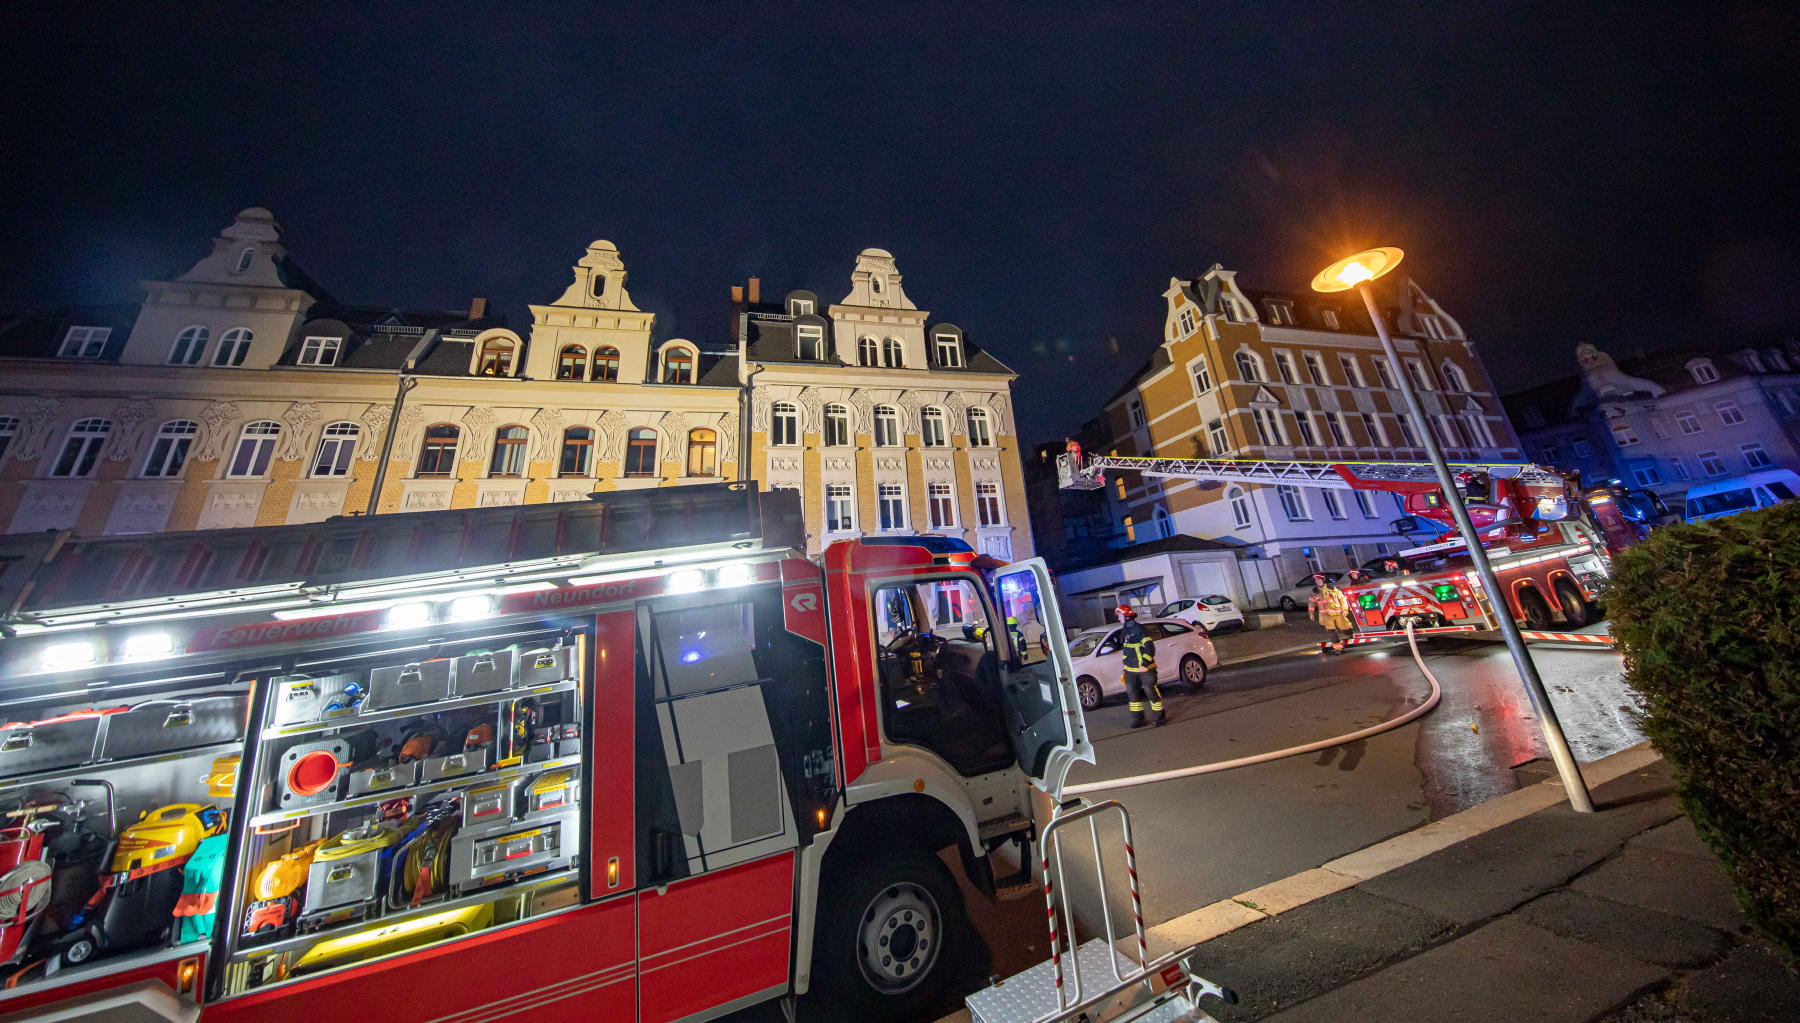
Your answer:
[220,626,588,1001]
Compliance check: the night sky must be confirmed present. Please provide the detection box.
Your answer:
[4,3,1796,440]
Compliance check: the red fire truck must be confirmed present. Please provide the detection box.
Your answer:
[0,483,1102,1022]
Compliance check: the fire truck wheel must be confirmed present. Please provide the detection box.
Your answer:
[814,852,980,1020]
[1552,580,1594,627]
[1180,655,1208,690]
[1077,677,1103,711]
[1517,589,1554,631]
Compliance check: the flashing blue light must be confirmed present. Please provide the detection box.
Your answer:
[681,651,702,664]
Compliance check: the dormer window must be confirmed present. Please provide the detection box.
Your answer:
[169,325,209,365]
[592,346,620,382]
[1741,351,1766,373]
[1689,359,1719,385]
[214,327,253,366]
[790,297,815,316]
[662,346,695,384]
[934,332,962,368]
[1417,314,1448,339]
[298,336,341,367]
[797,324,826,361]
[883,337,904,368]
[234,247,254,273]
[58,326,110,359]
[1768,349,1792,372]
[1176,307,1199,337]
[859,337,880,367]
[477,339,514,376]
[557,345,587,380]
[1264,300,1295,325]
[1318,308,1340,330]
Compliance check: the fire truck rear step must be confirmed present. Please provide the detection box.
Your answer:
[978,811,1033,842]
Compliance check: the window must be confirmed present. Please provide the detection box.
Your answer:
[921,407,949,447]
[1360,412,1387,446]
[859,337,880,367]
[928,481,954,528]
[1698,450,1727,476]
[1396,414,1422,446]
[1611,422,1640,446]
[1418,314,1449,340]
[933,332,962,367]
[1127,399,1146,430]
[825,484,854,531]
[1542,443,1563,464]
[1742,443,1773,469]
[1572,437,1593,458]
[591,272,606,299]
[770,402,800,446]
[1690,360,1719,385]
[1373,358,1397,389]
[976,481,1003,526]
[1229,487,1251,528]
[1192,357,1213,394]
[687,428,718,476]
[58,326,110,358]
[214,327,252,366]
[477,339,514,376]
[299,421,358,478]
[1773,390,1798,418]
[234,247,254,273]
[592,346,620,381]
[559,427,594,477]
[1742,351,1766,372]
[1236,351,1262,381]
[1465,414,1495,448]
[1277,485,1309,521]
[878,483,906,530]
[1675,410,1703,434]
[1769,350,1792,372]
[169,325,209,365]
[556,345,587,380]
[1715,401,1745,426]
[142,420,198,478]
[1650,416,1670,439]
[823,405,850,447]
[1251,406,1284,446]
[1355,490,1377,518]
[1440,363,1469,393]
[226,420,281,478]
[874,406,900,447]
[625,428,658,477]
[798,325,827,361]
[1303,353,1328,385]
[1264,300,1295,325]
[883,337,905,368]
[1274,352,1297,383]
[1323,411,1347,446]
[0,417,16,461]
[414,424,459,478]
[662,346,695,384]
[1207,419,1228,456]
[1293,413,1318,446]
[489,425,528,477]
[298,336,341,367]
[1176,307,1199,337]
[790,297,815,316]
[1669,457,1691,481]
[1322,490,1347,519]
[1337,354,1364,387]
[1405,360,1433,391]
[966,407,994,447]
[1632,463,1662,486]
[1319,308,1340,330]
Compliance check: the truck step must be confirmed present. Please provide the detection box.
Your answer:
[977,812,1032,842]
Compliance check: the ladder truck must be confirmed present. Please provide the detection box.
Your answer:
[1058,445,1651,637]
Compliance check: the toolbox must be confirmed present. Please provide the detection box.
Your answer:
[419,746,488,782]
[303,822,403,916]
[448,809,579,893]
[452,649,515,697]
[515,646,575,687]
[346,760,420,797]
[460,778,518,828]
[365,659,452,711]
[268,672,366,727]
[520,767,579,817]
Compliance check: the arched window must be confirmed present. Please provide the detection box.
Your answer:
[873,405,901,447]
[556,345,588,380]
[478,339,514,376]
[592,347,620,382]
[966,407,993,447]
[883,337,905,368]
[1235,351,1262,382]
[1228,487,1251,528]
[662,347,695,384]
[920,407,948,447]
[624,428,658,477]
[771,401,800,446]
[687,428,718,477]
[797,324,826,361]
[169,326,209,365]
[859,337,880,367]
[227,421,282,479]
[142,420,198,478]
[214,327,253,366]
[416,424,460,477]
[559,427,594,477]
[51,419,111,478]
[823,404,850,447]
[489,425,528,477]
[1151,506,1172,539]
[1440,362,1470,393]
[234,247,254,273]
[310,422,360,477]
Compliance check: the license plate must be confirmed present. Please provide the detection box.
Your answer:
[1394,597,1424,607]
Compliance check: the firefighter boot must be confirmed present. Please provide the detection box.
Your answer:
[1128,707,1148,729]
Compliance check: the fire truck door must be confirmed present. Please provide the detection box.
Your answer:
[991,560,1094,795]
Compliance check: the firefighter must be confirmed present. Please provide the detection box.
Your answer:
[1006,615,1027,661]
[1313,577,1354,653]
[1114,605,1165,728]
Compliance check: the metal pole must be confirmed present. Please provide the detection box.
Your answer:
[364,374,418,516]
[1355,282,1594,812]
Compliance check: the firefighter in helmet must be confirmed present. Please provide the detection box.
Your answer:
[1115,605,1165,728]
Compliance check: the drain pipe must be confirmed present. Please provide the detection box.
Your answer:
[364,330,441,516]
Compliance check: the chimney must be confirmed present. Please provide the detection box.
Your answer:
[731,285,745,304]
[747,277,761,304]
[468,297,488,320]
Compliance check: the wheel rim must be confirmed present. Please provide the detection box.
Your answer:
[1557,586,1588,624]
[855,881,941,995]
[66,939,94,964]
[1078,681,1100,710]
[1182,658,1206,685]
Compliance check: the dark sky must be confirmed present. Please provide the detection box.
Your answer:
[4,2,1797,440]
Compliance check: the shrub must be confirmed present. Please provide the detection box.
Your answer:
[1607,501,1800,961]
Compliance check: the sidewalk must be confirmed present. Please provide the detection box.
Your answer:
[1163,750,1800,1023]
[1210,614,1317,666]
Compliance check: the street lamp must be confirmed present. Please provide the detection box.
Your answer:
[1313,247,1595,813]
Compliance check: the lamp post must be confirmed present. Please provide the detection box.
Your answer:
[1312,248,1594,813]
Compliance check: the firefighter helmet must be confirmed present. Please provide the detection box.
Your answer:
[1114,605,1137,618]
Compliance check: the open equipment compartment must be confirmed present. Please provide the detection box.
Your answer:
[216,623,587,999]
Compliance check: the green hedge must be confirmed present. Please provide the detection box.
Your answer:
[1607,501,1800,961]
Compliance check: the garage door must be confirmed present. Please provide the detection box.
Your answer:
[1181,561,1239,605]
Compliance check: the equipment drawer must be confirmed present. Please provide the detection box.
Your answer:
[365,659,452,711]
[515,646,575,687]
[420,747,488,782]
[346,760,419,797]
[449,810,578,893]
[268,672,366,727]
[452,649,515,697]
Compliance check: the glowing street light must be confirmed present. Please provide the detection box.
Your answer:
[1315,247,1595,813]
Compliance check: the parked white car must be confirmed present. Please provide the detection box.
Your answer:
[1274,571,1340,612]
[1154,594,1246,633]
[1066,618,1220,711]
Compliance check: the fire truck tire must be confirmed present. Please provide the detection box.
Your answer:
[1179,655,1208,690]
[1077,677,1104,711]
[812,852,982,1021]
[1552,580,1594,627]
[1517,589,1554,631]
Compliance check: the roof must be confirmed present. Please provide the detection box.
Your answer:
[0,304,141,360]
[742,304,1015,375]
[1502,341,1800,427]
[1064,576,1166,599]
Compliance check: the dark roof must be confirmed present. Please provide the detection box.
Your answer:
[1500,374,1586,426]
[1501,342,1800,427]
[0,304,140,361]
[742,304,1014,375]
[1061,533,1241,573]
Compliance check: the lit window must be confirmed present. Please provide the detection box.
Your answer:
[797,324,827,361]
[477,339,514,376]
[625,428,658,477]
[976,481,1003,526]
[1611,423,1640,447]
[1274,352,1297,383]
[1373,359,1397,389]
[169,325,209,365]
[1176,307,1199,337]
[859,337,880,366]
[1123,516,1136,542]
[883,338,905,368]
[142,420,198,478]
[1675,410,1703,435]
[1251,406,1284,446]
[878,483,906,530]
[874,406,900,447]
[688,428,718,477]
[966,407,993,447]
[1323,412,1347,446]
[662,347,695,384]
[0,417,16,461]
[1742,443,1773,469]
[228,421,282,479]
[559,427,594,477]
[309,422,360,477]
[1192,357,1213,394]
[928,481,955,528]
[415,424,459,478]
[298,337,341,367]
[489,425,528,477]
[592,347,620,381]
[1303,353,1328,385]
[1689,360,1719,385]
[823,405,850,447]
[1277,485,1309,521]
[1236,351,1262,382]
[1715,401,1745,426]
[58,326,110,359]
[825,484,855,531]
[556,345,587,380]
[1322,490,1346,519]
[1207,419,1229,456]
[771,402,800,446]
[1698,450,1726,476]
[1229,487,1251,528]
[1337,354,1364,387]
[934,332,962,367]
[921,407,949,447]
[1128,399,1146,429]
[214,327,253,366]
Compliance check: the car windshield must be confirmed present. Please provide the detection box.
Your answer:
[1069,632,1107,658]
[1154,601,1190,616]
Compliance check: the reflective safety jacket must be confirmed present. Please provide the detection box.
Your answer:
[1318,587,1350,616]
[1119,620,1156,672]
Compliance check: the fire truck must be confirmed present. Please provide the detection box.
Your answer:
[1058,448,1651,635]
[0,482,1121,1022]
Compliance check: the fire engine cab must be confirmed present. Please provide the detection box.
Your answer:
[0,482,1094,1022]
